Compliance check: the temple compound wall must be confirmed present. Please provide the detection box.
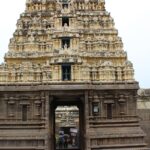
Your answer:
[138,89,150,148]
[0,84,148,150]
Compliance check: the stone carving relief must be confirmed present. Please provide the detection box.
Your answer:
[1,0,135,84]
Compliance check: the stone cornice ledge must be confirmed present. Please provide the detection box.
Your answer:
[0,82,139,92]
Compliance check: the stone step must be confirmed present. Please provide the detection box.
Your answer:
[0,147,44,150]
[91,143,147,149]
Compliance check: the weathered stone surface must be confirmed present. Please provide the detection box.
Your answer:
[138,89,150,148]
[0,0,148,149]
[0,0,134,83]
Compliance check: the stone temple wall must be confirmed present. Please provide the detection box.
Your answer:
[137,89,150,147]
[0,0,148,149]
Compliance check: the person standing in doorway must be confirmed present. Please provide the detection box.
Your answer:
[64,134,69,148]
[58,133,64,149]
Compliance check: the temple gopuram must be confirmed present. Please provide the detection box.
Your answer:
[0,0,148,149]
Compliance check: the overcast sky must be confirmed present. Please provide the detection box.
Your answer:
[0,0,149,88]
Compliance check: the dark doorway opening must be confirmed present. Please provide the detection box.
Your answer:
[61,38,70,48]
[62,17,69,27]
[22,105,27,121]
[50,97,84,150]
[107,104,112,119]
[62,4,68,9]
[55,106,79,150]
[62,64,71,81]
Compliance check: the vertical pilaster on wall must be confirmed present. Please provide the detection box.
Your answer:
[85,91,91,150]
[87,140,91,150]
[85,91,89,129]
[134,93,138,116]
[49,95,54,150]
[45,91,50,150]
[41,92,46,119]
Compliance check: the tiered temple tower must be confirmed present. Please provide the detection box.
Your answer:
[0,0,148,149]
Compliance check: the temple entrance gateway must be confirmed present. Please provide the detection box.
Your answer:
[50,95,85,150]
[55,106,79,149]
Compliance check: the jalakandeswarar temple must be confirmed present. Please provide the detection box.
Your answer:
[0,0,148,150]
